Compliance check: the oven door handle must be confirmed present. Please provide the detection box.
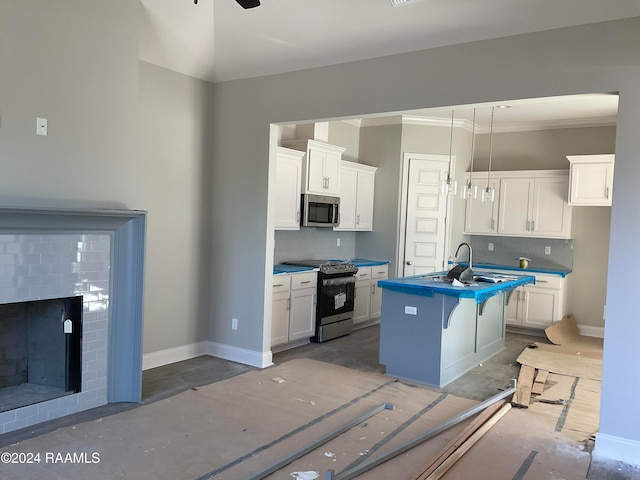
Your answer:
[322,276,356,287]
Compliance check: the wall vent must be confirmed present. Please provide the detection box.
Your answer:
[389,0,428,6]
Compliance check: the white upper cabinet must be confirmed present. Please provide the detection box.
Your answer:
[497,171,573,239]
[464,174,500,234]
[336,161,377,231]
[566,154,615,206]
[282,139,345,196]
[274,147,304,230]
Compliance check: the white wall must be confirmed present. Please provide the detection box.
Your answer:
[208,18,640,464]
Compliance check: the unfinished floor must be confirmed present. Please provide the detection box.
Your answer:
[0,325,638,479]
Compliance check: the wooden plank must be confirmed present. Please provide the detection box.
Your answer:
[512,365,536,408]
[410,400,507,480]
[531,369,550,395]
[425,403,513,480]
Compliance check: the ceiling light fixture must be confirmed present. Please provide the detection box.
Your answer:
[236,0,261,8]
[462,108,478,200]
[389,0,428,7]
[441,110,457,197]
[481,107,496,203]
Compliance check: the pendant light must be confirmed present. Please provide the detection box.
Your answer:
[461,108,478,200]
[440,110,457,196]
[481,106,496,202]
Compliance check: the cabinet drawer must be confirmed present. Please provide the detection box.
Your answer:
[272,275,291,293]
[355,267,372,280]
[371,264,389,279]
[529,274,562,289]
[291,272,317,290]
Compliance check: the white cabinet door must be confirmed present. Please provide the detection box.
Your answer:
[567,155,615,206]
[353,267,372,325]
[521,286,558,329]
[271,290,290,346]
[289,287,316,341]
[274,147,303,230]
[322,150,342,196]
[504,287,523,326]
[355,167,375,230]
[307,148,329,194]
[498,177,533,236]
[464,176,500,234]
[335,165,357,230]
[281,139,345,196]
[531,177,572,238]
[335,162,377,232]
[369,264,388,320]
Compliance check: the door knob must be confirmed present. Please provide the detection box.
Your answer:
[406,261,412,265]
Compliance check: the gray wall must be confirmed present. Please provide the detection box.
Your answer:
[0,1,139,207]
[137,62,212,353]
[208,18,640,460]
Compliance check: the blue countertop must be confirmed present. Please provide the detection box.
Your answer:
[462,262,571,277]
[378,271,536,303]
[273,264,317,275]
[349,258,390,267]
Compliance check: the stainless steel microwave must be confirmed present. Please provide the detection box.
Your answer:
[301,194,340,227]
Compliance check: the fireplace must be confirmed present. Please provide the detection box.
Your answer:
[0,208,146,435]
[0,297,82,413]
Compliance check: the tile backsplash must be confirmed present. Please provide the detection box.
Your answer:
[274,229,356,263]
[469,235,573,271]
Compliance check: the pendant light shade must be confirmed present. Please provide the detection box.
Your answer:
[462,108,478,200]
[481,106,496,203]
[441,110,458,196]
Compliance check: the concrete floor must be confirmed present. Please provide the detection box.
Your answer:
[1,324,638,478]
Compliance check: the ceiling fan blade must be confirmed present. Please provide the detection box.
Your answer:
[236,0,261,8]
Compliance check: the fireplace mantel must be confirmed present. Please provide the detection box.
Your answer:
[0,207,146,434]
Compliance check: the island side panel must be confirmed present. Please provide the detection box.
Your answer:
[379,289,445,387]
[476,292,506,359]
[440,298,478,386]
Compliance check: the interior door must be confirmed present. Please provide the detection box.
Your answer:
[402,157,450,276]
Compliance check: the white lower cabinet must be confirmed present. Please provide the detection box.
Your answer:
[353,264,388,326]
[503,272,572,330]
[271,272,317,347]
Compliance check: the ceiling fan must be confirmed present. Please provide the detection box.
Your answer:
[193,0,261,7]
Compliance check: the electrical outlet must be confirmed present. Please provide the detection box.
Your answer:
[336,238,341,247]
[404,306,417,315]
[545,246,551,255]
[232,318,238,330]
[488,243,494,251]
[37,117,47,136]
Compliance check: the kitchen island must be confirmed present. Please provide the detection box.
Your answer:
[377,272,535,388]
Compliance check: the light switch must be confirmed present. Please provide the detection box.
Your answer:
[37,117,47,136]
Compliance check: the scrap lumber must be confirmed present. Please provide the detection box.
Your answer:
[531,369,549,395]
[410,400,507,480]
[424,403,513,480]
[512,365,536,408]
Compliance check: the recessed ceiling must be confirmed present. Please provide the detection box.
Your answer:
[138,1,634,128]
[139,0,640,84]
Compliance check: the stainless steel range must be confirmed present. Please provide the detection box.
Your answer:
[284,260,358,342]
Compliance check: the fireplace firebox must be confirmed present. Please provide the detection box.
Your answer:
[0,296,82,413]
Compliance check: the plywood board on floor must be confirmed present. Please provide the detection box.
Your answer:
[0,358,591,480]
[517,343,602,380]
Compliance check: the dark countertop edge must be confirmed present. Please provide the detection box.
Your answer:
[460,262,572,277]
[377,274,536,303]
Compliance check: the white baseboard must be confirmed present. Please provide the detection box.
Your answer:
[595,433,640,467]
[142,341,208,370]
[577,324,605,338]
[206,341,273,368]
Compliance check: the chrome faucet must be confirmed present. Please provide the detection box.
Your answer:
[455,242,473,270]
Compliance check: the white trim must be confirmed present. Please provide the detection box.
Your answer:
[206,341,274,369]
[595,433,640,467]
[142,342,208,370]
[577,324,605,338]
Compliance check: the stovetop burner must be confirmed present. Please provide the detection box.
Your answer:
[284,259,358,276]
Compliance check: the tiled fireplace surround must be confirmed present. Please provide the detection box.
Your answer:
[0,208,146,435]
